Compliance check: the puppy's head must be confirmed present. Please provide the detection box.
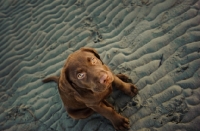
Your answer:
[61,47,114,94]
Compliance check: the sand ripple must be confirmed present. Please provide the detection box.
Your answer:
[0,0,200,130]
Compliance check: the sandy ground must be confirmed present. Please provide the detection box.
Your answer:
[0,0,200,131]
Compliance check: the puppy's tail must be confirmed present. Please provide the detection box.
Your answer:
[42,76,59,84]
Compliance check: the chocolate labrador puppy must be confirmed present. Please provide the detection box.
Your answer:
[43,47,138,130]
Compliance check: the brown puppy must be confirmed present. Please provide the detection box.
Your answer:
[43,47,138,130]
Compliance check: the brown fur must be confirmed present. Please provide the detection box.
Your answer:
[43,47,138,130]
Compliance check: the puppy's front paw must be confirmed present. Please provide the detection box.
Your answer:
[112,114,130,130]
[126,84,138,97]
[116,74,130,82]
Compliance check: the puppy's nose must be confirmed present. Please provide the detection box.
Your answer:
[100,74,108,84]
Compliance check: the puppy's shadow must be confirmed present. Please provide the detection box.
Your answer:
[107,73,134,113]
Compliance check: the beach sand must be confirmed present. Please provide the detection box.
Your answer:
[0,0,200,131]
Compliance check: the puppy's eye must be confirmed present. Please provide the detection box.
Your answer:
[77,72,86,79]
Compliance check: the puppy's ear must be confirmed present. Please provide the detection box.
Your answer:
[59,66,81,96]
[80,47,104,64]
